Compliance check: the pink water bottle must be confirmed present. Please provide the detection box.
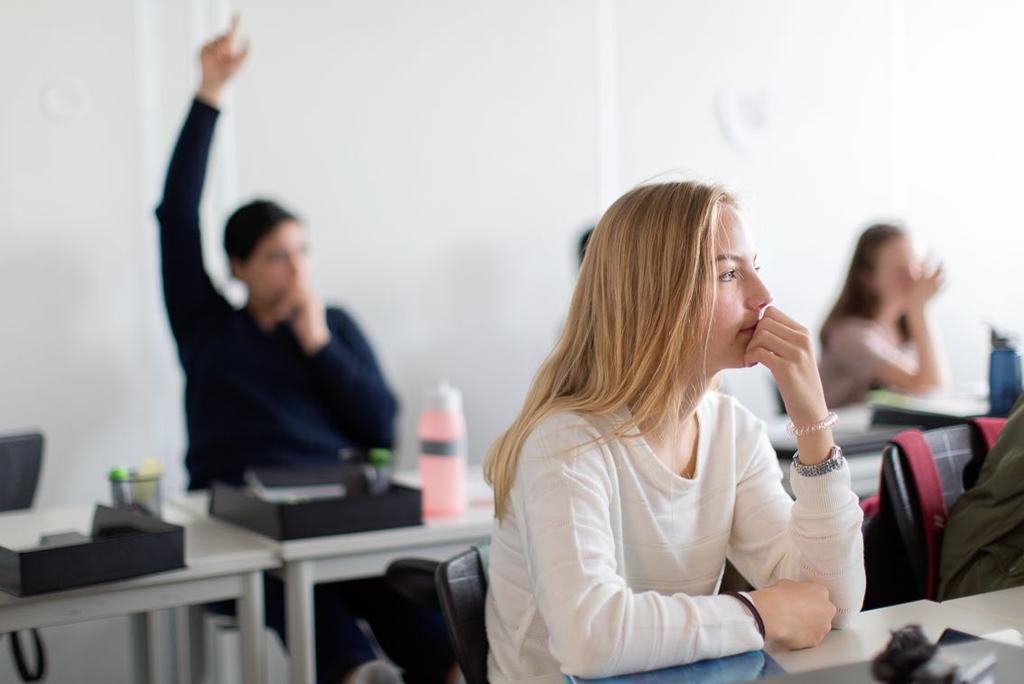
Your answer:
[417,381,467,517]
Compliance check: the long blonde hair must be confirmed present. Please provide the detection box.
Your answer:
[485,181,736,519]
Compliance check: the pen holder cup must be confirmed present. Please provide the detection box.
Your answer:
[110,473,162,517]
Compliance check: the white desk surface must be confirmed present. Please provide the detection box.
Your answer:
[944,586,1024,628]
[766,599,1024,674]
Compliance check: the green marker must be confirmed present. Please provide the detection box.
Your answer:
[367,448,392,494]
[369,448,392,466]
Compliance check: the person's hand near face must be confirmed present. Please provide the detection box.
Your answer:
[289,281,331,356]
[908,262,945,311]
[744,306,830,430]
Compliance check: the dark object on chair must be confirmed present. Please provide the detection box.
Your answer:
[0,431,46,682]
[435,546,489,684]
[0,433,43,512]
[385,557,441,611]
[863,423,996,608]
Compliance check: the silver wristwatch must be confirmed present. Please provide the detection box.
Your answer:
[793,445,845,477]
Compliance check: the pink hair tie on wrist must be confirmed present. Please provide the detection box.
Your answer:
[786,411,838,437]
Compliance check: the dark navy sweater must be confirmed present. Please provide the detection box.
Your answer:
[155,99,397,489]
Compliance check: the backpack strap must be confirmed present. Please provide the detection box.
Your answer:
[972,417,1007,454]
[891,430,947,599]
[860,494,880,518]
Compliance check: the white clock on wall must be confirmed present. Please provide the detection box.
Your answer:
[715,87,770,153]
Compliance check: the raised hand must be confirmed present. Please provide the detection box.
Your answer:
[197,15,250,107]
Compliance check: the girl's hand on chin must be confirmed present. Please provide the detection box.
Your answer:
[743,306,829,426]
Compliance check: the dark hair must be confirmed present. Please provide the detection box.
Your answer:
[577,225,595,268]
[820,223,909,349]
[224,199,300,262]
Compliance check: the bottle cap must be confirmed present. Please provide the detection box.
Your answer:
[991,326,1016,350]
[108,466,129,482]
[425,380,463,414]
[368,448,392,466]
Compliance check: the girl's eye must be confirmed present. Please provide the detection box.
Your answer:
[718,270,737,282]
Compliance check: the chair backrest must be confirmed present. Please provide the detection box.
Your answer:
[435,546,489,684]
[0,432,44,512]
[385,557,442,611]
[885,424,979,599]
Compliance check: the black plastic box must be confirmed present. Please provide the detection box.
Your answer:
[210,480,423,540]
[0,505,186,596]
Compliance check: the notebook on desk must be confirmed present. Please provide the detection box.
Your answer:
[568,650,785,683]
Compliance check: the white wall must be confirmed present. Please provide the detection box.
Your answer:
[902,0,1024,386]
[228,0,601,465]
[0,3,159,680]
[2,1,1022,680]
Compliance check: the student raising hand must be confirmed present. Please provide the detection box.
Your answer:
[197,14,250,107]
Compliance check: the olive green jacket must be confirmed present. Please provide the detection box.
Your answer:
[939,395,1024,599]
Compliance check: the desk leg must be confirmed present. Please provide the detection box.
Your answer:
[239,571,266,684]
[285,560,316,684]
[186,604,207,684]
[129,612,152,683]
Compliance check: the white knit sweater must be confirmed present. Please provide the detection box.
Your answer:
[485,392,865,682]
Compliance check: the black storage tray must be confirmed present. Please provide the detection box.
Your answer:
[210,480,423,541]
[0,505,186,596]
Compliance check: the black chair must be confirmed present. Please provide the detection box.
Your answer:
[435,546,489,684]
[864,424,985,608]
[384,557,442,611]
[0,432,43,512]
[0,432,47,682]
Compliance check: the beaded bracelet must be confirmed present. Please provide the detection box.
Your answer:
[785,411,838,437]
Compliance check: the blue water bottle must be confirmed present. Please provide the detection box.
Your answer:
[989,327,1023,416]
